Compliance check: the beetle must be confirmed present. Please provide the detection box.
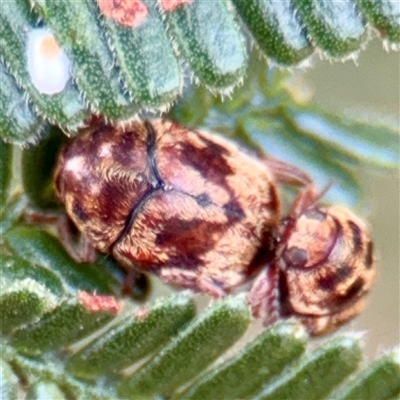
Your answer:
[248,185,376,335]
[53,119,376,334]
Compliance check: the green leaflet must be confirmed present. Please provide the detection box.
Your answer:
[356,0,400,45]
[0,0,399,146]
[22,126,67,210]
[10,295,117,356]
[99,0,182,108]
[32,0,138,121]
[253,336,362,400]
[118,295,250,398]
[0,358,19,400]
[293,0,368,57]
[4,226,118,294]
[334,349,400,400]
[0,61,47,145]
[0,281,59,335]
[66,293,195,379]
[26,381,67,400]
[0,139,12,211]
[231,0,313,66]
[0,0,89,131]
[163,0,248,89]
[1,255,64,299]
[179,320,307,399]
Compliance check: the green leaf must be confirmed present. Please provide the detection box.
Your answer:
[179,320,307,399]
[0,61,47,145]
[66,293,195,379]
[0,0,89,131]
[0,195,28,238]
[0,139,12,210]
[1,254,64,299]
[231,0,313,66]
[163,0,248,89]
[4,226,118,294]
[292,0,368,57]
[0,279,58,335]
[32,0,138,121]
[334,348,400,400]
[99,0,182,108]
[0,0,398,143]
[26,381,67,400]
[356,0,400,45]
[252,336,362,400]
[290,106,400,169]
[10,294,118,356]
[22,126,67,210]
[0,358,19,400]
[117,295,251,398]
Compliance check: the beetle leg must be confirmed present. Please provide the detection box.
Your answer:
[247,262,280,327]
[160,268,227,298]
[262,156,312,187]
[288,182,333,219]
[121,269,149,297]
[25,210,97,263]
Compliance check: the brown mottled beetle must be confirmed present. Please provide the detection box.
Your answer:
[248,185,376,335]
[54,119,376,335]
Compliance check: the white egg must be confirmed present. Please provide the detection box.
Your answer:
[27,28,71,95]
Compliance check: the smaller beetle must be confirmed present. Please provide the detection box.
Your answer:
[248,185,376,335]
[54,119,376,335]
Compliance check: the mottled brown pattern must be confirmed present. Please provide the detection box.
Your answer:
[249,186,376,336]
[55,119,279,297]
[348,220,363,254]
[365,241,374,269]
[54,122,152,251]
[55,120,376,336]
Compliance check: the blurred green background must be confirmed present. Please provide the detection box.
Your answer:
[305,39,399,356]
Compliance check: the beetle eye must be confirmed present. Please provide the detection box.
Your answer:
[283,246,308,268]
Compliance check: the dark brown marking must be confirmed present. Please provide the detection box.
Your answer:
[198,135,230,156]
[111,130,137,166]
[348,220,363,254]
[278,269,292,317]
[72,200,89,222]
[223,199,245,221]
[154,218,203,245]
[335,263,353,282]
[195,193,212,208]
[283,246,308,268]
[365,241,374,269]
[317,272,336,291]
[335,277,365,306]
[178,140,234,180]
[248,229,277,276]
[318,263,353,291]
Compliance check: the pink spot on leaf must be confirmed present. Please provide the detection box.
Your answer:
[159,0,192,12]
[97,0,148,27]
[78,290,120,314]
